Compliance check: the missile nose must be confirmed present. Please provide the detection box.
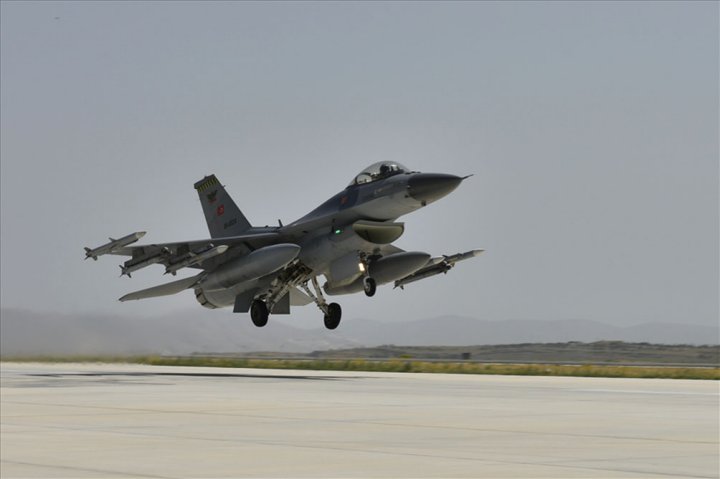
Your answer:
[407,173,464,204]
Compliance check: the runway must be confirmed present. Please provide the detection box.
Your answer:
[1,363,718,478]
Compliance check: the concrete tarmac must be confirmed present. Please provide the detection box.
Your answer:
[1,362,718,478]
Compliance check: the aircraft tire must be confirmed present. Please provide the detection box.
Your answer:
[250,300,269,327]
[363,277,377,297]
[324,303,342,330]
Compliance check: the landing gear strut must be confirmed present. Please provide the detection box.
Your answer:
[250,299,269,327]
[301,277,342,330]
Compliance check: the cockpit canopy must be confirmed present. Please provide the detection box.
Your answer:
[349,161,409,187]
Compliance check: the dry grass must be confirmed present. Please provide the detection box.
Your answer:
[4,356,716,379]
[140,357,719,379]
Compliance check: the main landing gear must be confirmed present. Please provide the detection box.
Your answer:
[324,302,342,330]
[248,276,342,330]
[301,277,342,330]
[250,299,269,327]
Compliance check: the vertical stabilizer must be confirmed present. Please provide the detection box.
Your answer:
[194,175,252,238]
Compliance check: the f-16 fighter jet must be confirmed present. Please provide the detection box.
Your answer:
[85,162,482,329]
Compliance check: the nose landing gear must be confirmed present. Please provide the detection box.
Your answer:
[363,276,377,297]
[358,252,377,297]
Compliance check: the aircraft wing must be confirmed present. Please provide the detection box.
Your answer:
[394,249,483,289]
[107,232,280,257]
[97,231,282,276]
[119,273,204,301]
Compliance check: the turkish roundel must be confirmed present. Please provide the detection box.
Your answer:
[217,204,225,216]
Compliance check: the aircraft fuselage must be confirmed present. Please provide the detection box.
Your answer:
[88,161,479,330]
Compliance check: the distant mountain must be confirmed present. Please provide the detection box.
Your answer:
[1,308,717,357]
[0,308,362,357]
[339,316,720,346]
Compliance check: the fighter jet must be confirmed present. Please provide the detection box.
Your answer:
[85,162,482,329]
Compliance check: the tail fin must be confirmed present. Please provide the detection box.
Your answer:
[194,175,252,238]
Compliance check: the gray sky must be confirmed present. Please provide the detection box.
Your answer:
[1,1,717,329]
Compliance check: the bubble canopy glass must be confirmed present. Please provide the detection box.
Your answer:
[349,161,409,186]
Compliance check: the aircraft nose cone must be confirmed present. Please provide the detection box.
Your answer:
[408,173,463,204]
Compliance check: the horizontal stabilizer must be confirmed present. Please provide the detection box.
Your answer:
[119,273,203,301]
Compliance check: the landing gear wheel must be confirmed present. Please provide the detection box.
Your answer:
[363,277,377,297]
[323,303,342,330]
[250,300,269,327]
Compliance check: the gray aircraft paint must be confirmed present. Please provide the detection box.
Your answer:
[88,162,480,329]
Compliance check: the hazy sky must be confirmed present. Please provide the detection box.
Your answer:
[1,1,717,329]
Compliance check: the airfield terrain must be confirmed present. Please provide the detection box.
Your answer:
[1,362,718,478]
[3,308,718,357]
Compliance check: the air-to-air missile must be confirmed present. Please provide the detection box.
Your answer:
[120,248,170,278]
[165,245,229,276]
[84,232,146,261]
[394,250,484,289]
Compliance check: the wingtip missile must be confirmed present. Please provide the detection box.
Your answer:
[84,231,146,261]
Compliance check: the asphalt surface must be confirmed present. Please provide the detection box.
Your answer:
[1,363,718,478]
